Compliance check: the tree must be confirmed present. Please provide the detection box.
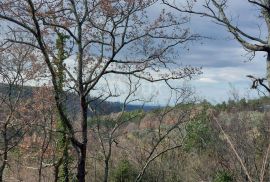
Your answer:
[0,45,38,181]
[162,0,270,87]
[90,83,196,182]
[133,88,195,182]
[54,32,72,182]
[0,0,200,181]
[31,86,58,182]
[90,75,146,182]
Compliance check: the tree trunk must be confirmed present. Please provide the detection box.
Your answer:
[265,7,270,89]
[267,53,270,88]
[0,125,8,182]
[103,159,109,182]
[0,159,6,182]
[76,96,88,182]
[63,135,69,182]
[77,145,87,182]
[103,140,112,182]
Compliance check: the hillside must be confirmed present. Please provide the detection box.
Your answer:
[4,97,270,181]
[0,83,159,116]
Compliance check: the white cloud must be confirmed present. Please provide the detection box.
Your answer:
[197,77,218,83]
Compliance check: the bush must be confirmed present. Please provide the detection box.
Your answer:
[111,159,137,182]
[214,171,233,182]
[184,108,213,152]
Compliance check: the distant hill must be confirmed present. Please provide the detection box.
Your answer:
[0,83,160,116]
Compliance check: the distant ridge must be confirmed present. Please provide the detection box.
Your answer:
[0,83,160,115]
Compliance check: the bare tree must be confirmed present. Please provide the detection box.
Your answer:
[134,87,195,182]
[89,75,149,182]
[0,45,37,181]
[0,0,200,181]
[88,78,195,182]
[31,86,58,182]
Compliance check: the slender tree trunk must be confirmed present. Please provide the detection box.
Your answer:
[77,96,88,182]
[265,8,270,88]
[0,155,7,182]
[38,129,47,182]
[55,32,70,182]
[103,139,112,182]
[267,53,270,87]
[0,125,7,182]
[103,159,109,182]
[77,145,86,182]
[77,143,87,182]
[63,134,69,182]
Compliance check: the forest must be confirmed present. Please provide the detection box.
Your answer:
[0,0,270,182]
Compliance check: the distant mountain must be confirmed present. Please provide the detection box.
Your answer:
[0,83,160,115]
[92,101,160,114]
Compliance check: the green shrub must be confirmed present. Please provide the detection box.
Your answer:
[214,171,233,182]
[112,159,137,182]
[184,108,213,152]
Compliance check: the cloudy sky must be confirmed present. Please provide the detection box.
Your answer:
[55,1,268,106]
[91,1,269,106]
[161,0,267,104]
[1,1,265,106]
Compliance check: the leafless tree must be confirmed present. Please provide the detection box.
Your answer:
[0,0,200,181]
[0,45,37,181]
[89,75,150,182]
[134,87,195,182]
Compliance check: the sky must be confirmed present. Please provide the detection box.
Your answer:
[22,0,268,106]
[143,0,268,105]
[183,0,267,103]
[86,0,269,106]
